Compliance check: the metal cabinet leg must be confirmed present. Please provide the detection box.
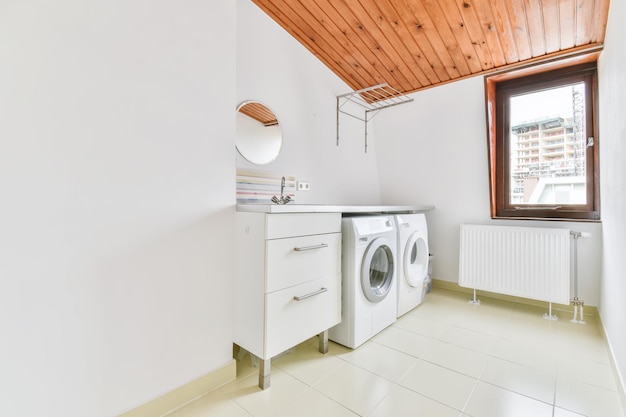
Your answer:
[259,358,271,389]
[318,329,329,354]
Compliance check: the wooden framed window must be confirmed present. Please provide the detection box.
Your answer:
[485,58,600,221]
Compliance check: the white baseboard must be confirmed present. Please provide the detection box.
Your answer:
[117,359,236,417]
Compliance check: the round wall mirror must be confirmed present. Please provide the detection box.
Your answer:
[236,101,282,165]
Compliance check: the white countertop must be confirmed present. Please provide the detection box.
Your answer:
[235,204,435,214]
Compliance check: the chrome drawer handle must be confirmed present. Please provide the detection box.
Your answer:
[293,243,328,251]
[293,287,328,301]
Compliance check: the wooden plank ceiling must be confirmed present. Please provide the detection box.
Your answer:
[252,0,610,96]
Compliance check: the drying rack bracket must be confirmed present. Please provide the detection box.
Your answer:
[336,83,413,152]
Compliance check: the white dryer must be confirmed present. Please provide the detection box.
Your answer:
[329,215,397,349]
[395,213,429,317]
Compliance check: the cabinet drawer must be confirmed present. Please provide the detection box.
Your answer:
[266,213,340,239]
[266,232,341,292]
[265,274,341,358]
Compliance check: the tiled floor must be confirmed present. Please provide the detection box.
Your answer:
[169,289,624,417]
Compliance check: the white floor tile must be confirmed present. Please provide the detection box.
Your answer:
[480,357,555,403]
[394,314,452,339]
[399,360,477,411]
[220,367,309,417]
[558,317,604,340]
[271,388,358,417]
[553,407,588,417]
[557,358,617,391]
[369,385,461,417]
[347,341,418,382]
[491,338,558,375]
[463,382,553,417]
[438,325,499,355]
[314,362,395,416]
[501,315,559,344]
[371,326,437,358]
[422,339,490,378]
[409,299,466,325]
[169,289,623,417]
[555,377,624,417]
[272,339,346,386]
[557,332,611,365]
[453,310,511,336]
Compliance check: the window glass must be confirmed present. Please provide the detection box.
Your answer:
[509,83,587,205]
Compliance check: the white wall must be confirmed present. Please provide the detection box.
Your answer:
[0,1,236,416]
[598,0,626,395]
[236,0,382,205]
[374,76,602,306]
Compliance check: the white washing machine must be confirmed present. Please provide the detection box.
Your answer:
[329,215,397,349]
[395,213,429,317]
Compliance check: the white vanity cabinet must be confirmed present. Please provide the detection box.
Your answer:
[234,212,342,389]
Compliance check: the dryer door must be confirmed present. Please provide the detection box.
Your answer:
[361,237,394,303]
[403,231,429,287]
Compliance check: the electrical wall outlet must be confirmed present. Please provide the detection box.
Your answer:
[297,181,310,191]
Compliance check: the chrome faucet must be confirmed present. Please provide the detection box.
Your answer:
[271,176,292,205]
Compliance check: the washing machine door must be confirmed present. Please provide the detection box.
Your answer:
[404,231,429,287]
[361,237,394,303]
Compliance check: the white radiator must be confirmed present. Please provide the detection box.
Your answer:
[459,224,571,305]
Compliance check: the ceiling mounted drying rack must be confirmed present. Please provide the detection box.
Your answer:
[336,83,414,153]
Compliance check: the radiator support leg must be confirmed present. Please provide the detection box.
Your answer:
[543,302,558,321]
[468,289,481,305]
[571,302,579,323]
[579,303,586,325]
[570,297,587,325]
[569,232,587,325]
